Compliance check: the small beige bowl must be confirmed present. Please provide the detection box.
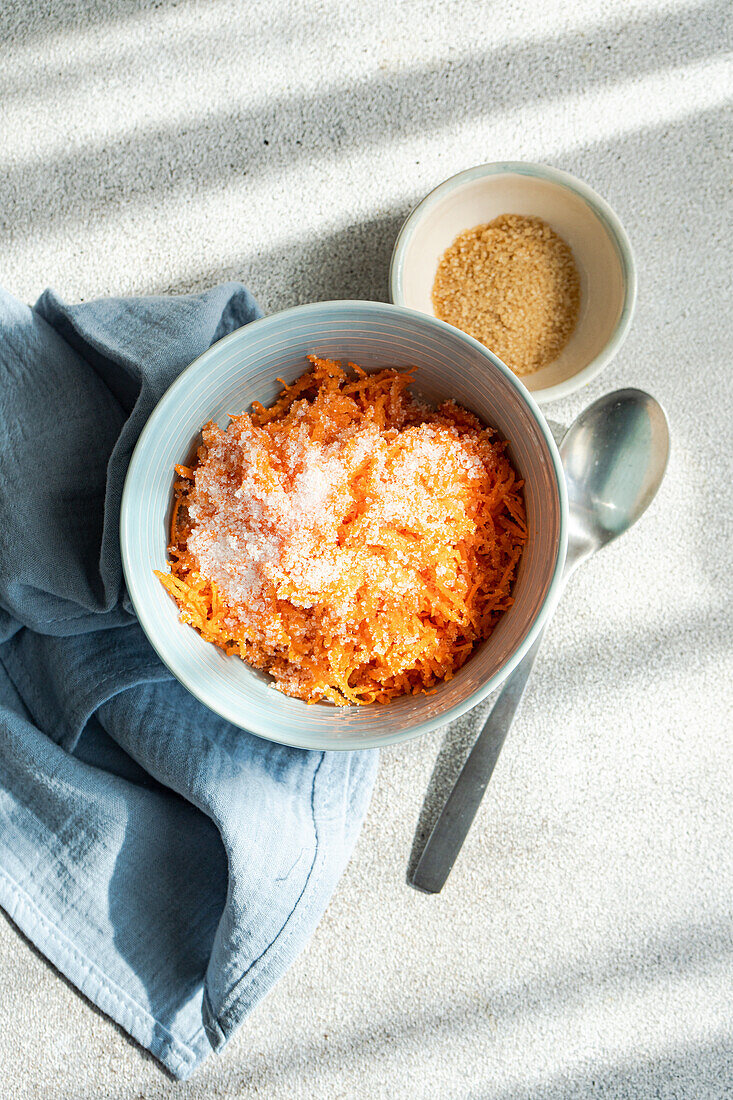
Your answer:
[389,162,637,403]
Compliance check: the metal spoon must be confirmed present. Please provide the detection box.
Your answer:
[410,388,670,894]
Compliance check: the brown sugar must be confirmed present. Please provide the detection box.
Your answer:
[432,214,580,376]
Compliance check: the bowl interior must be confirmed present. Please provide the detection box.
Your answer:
[394,168,629,399]
[121,303,565,750]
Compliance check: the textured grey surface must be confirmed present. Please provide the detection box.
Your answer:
[1,1,732,1097]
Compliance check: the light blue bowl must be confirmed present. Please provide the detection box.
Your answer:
[120,301,567,750]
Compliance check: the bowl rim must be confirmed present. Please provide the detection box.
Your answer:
[389,160,638,404]
[120,299,568,751]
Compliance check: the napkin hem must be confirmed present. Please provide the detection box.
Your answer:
[0,867,206,1079]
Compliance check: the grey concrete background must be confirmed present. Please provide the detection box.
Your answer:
[1,1,731,1097]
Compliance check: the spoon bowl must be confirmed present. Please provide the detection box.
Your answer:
[562,388,670,572]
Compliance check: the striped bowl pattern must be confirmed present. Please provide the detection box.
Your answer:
[120,301,567,751]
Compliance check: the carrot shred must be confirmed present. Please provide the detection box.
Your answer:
[156,357,527,705]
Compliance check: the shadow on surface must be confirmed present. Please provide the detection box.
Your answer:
[471,1036,733,1100]
[73,916,731,1097]
[4,0,723,99]
[237,915,733,1092]
[3,1,335,99]
[1,0,177,46]
[1,0,727,241]
[140,99,730,316]
[407,601,731,879]
[152,211,408,308]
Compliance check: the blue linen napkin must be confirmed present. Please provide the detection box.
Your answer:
[0,284,378,1079]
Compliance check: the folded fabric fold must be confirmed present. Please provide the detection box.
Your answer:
[0,285,378,1079]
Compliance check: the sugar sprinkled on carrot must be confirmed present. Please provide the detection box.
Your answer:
[155,356,527,705]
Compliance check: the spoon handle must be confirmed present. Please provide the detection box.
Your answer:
[409,631,545,894]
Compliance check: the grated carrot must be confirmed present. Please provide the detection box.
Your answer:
[155,356,527,705]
